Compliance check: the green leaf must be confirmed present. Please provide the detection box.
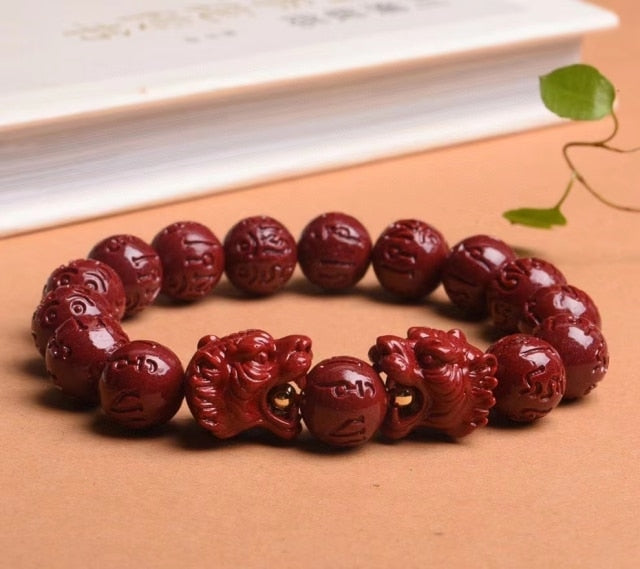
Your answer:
[502,207,567,229]
[539,64,615,120]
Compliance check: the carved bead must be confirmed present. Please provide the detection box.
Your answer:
[89,234,162,316]
[371,219,448,300]
[441,234,516,317]
[519,284,601,333]
[487,257,567,333]
[99,340,184,429]
[45,315,129,404]
[185,330,312,439]
[369,327,497,439]
[298,212,371,291]
[44,258,127,319]
[301,356,387,447]
[32,285,116,356]
[151,221,224,301]
[486,334,566,422]
[224,216,297,295]
[534,314,609,400]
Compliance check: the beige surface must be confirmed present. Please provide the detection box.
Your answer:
[2,1,639,567]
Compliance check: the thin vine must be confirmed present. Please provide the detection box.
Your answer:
[503,64,640,229]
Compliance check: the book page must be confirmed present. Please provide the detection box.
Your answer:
[0,1,617,126]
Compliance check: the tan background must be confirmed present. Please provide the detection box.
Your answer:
[2,1,638,567]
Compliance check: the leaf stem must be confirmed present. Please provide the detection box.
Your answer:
[561,110,640,212]
[554,173,575,209]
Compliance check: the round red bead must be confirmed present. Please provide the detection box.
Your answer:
[152,221,224,301]
[371,219,448,299]
[519,284,601,333]
[486,334,566,422]
[223,216,297,295]
[43,258,127,319]
[88,234,162,316]
[32,286,116,356]
[298,212,372,291]
[442,234,516,317]
[533,314,609,400]
[45,315,129,404]
[487,257,567,333]
[301,356,387,447]
[99,340,185,429]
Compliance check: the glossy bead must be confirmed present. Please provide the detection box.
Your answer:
[301,356,387,447]
[371,219,448,300]
[486,334,566,423]
[223,216,297,295]
[31,286,115,356]
[441,234,516,317]
[88,234,162,316]
[43,258,127,319]
[45,315,129,404]
[534,314,609,400]
[151,221,224,301]
[99,340,185,429]
[519,284,601,333]
[185,330,312,439]
[487,257,567,333]
[369,327,497,439]
[297,212,371,291]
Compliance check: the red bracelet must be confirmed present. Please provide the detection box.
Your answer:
[30,213,609,448]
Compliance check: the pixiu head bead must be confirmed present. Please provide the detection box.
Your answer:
[185,330,312,439]
[369,327,498,439]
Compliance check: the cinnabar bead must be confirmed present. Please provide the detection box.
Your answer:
[519,284,601,334]
[486,257,567,333]
[533,314,609,400]
[223,216,297,295]
[32,286,116,356]
[88,234,162,316]
[45,315,129,404]
[371,219,448,300]
[99,340,185,429]
[297,212,371,291]
[43,258,127,320]
[486,334,566,423]
[151,221,224,301]
[301,356,387,447]
[442,234,516,317]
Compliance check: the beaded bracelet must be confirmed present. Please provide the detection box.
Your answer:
[30,213,609,448]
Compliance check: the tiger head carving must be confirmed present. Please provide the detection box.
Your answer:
[368,327,497,439]
[185,329,312,440]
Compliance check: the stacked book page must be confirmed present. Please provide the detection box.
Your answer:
[0,0,618,235]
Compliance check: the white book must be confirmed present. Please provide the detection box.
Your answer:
[0,0,618,236]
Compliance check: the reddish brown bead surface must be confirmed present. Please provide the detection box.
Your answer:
[519,284,602,334]
[371,219,448,300]
[534,314,609,400]
[31,286,116,356]
[487,257,567,333]
[301,356,387,447]
[486,334,566,423]
[151,221,224,301]
[99,340,185,429]
[223,216,297,295]
[297,212,372,291]
[442,234,516,317]
[45,315,129,404]
[44,258,127,319]
[369,327,497,439]
[185,330,312,439]
[88,234,162,316]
